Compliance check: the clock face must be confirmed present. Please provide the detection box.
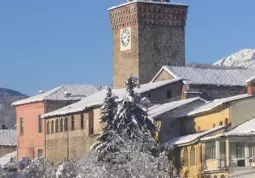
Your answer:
[120,27,131,52]
[121,29,130,47]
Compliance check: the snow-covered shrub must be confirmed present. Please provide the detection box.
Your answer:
[55,162,76,178]
[19,157,54,178]
[18,157,31,170]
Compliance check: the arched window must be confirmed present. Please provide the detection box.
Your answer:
[220,175,225,178]
[224,118,228,125]
[183,148,188,166]
[190,146,195,165]
[60,118,63,132]
[219,121,223,126]
[47,121,50,134]
[213,123,216,128]
[64,118,68,131]
[51,120,54,134]
[198,126,201,132]
[214,175,217,178]
[55,120,59,133]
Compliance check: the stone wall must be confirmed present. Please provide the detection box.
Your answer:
[46,108,102,165]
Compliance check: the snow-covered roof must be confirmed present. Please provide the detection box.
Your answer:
[152,66,255,86]
[148,97,205,118]
[246,76,255,83]
[108,0,188,11]
[0,130,16,146]
[12,84,103,106]
[202,118,255,141]
[187,94,253,117]
[0,151,17,166]
[165,126,225,146]
[42,79,182,118]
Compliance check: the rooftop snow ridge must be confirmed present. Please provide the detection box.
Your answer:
[153,65,255,86]
[41,79,182,118]
[108,0,188,11]
[12,84,104,106]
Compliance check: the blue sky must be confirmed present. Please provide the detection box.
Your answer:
[0,0,254,95]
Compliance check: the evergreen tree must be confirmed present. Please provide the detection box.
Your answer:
[92,86,119,161]
[112,76,157,141]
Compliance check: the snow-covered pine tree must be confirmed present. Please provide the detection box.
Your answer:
[91,86,120,161]
[112,76,157,142]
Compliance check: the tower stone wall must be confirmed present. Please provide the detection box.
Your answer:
[109,1,188,88]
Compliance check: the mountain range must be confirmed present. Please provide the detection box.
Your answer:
[0,88,27,129]
[214,49,255,69]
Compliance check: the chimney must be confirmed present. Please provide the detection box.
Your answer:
[246,76,255,95]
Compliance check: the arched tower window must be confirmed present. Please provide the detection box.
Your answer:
[51,120,54,134]
[64,118,68,131]
[183,148,188,166]
[60,118,63,132]
[47,121,50,134]
[190,146,195,165]
[55,120,59,133]
[219,121,223,126]
[224,118,229,125]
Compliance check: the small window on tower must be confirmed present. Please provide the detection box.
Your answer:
[219,121,223,126]
[167,90,172,99]
[71,116,75,131]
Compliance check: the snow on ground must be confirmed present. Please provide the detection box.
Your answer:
[42,79,181,118]
[12,84,104,106]
[162,65,255,86]
[0,151,17,166]
[214,49,255,69]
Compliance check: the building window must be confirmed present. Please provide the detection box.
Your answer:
[148,92,151,98]
[60,118,63,132]
[64,118,68,131]
[236,143,245,158]
[55,120,59,133]
[224,118,228,125]
[190,146,195,166]
[20,118,24,136]
[249,143,255,157]
[47,121,50,134]
[51,120,54,133]
[219,121,223,126]
[89,111,94,135]
[38,149,43,157]
[166,90,172,99]
[198,126,201,132]
[81,114,84,129]
[220,175,225,178]
[214,176,217,178]
[183,148,188,167]
[213,123,216,128]
[206,142,215,160]
[38,115,42,133]
[71,116,75,131]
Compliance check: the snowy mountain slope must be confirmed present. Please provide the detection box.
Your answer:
[0,88,27,129]
[214,49,255,69]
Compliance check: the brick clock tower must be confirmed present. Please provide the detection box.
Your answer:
[109,0,188,88]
